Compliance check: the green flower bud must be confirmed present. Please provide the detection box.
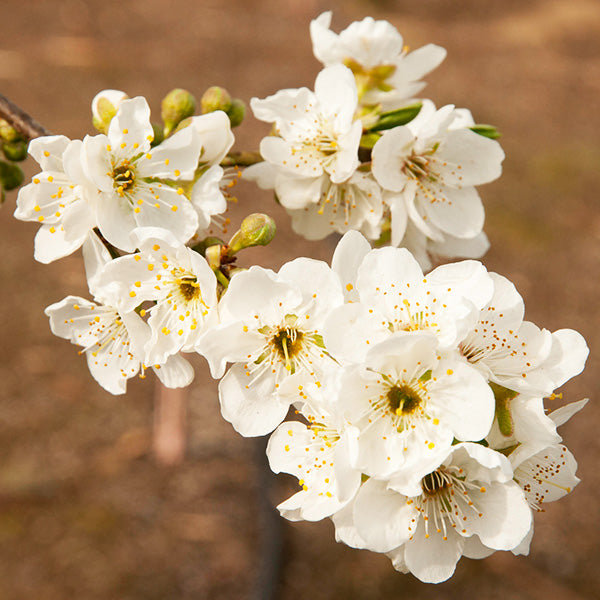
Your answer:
[227,213,276,255]
[162,88,196,136]
[2,139,28,162]
[226,98,246,128]
[0,119,20,143]
[0,160,24,191]
[200,86,232,114]
[92,89,128,133]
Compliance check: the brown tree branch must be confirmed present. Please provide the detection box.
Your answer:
[0,94,51,139]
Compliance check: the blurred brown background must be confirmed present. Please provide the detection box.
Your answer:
[1,0,599,598]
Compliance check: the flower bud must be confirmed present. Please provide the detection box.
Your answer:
[92,89,128,133]
[226,98,246,128]
[200,86,232,115]
[227,213,276,255]
[0,160,24,191]
[161,88,196,136]
[2,139,28,162]
[0,119,20,143]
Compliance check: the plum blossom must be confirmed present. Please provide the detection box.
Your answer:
[350,443,532,583]
[372,101,505,249]
[95,228,218,366]
[458,272,589,395]
[196,258,344,436]
[266,378,361,521]
[44,233,194,394]
[310,12,446,109]
[79,96,205,251]
[334,333,495,483]
[14,135,96,263]
[245,65,363,236]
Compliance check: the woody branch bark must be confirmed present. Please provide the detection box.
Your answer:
[0,94,52,139]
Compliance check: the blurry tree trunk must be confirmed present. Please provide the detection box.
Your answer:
[153,384,187,465]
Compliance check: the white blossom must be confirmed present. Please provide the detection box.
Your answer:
[372,101,504,244]
[196,258,344,437]
[351,443,532,583]
[14,135,96,263]
[310,12,446,109]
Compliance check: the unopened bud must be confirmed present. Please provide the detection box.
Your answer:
[92,89,128,133]
[226,98,246,128]
[201,86,232,115]
[0,119,20,143]
[2,139,28,162]
[0,160,24,191]
[162,88,196,136]
[227,213,276,255]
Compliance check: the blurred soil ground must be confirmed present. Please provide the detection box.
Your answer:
[0,0,599,598]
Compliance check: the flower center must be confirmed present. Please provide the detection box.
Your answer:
[421,469,452,497]
[271,327,304,365]
[387,384,422,416]
[112,161,136,196]
[403,153,433,181]
[177,277,200,301]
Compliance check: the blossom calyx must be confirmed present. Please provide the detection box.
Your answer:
[227,213,276,255]
[162,88,197,136]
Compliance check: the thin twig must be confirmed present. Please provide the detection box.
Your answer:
[221,151,263,167]
[0,93,51,139]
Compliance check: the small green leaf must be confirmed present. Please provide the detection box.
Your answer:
[368,102,422,133]
[470,124,501,140]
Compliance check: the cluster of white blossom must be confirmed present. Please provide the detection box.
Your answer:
[246,11,504,269]
[13,11,590,585]
[260,231,588,582]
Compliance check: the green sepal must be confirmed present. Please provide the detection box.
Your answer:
[368,103,422,133]
[490,382,518,437]
[419,369,432,383]
[191,236,225,257]
[470,124,501,140]
[310,333,325,349]
[360,132,381,149]
[150,124,164,147]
